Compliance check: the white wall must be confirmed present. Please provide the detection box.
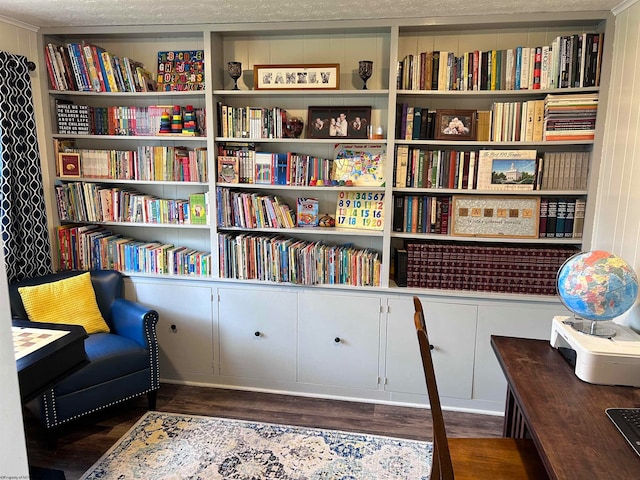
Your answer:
[593,0,640,329]
[0,15,40,478]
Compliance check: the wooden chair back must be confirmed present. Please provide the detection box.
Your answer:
[413,296,455,480]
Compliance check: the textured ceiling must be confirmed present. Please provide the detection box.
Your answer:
[0,0,626,29]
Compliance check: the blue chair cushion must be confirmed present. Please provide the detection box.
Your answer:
[54,332,149,396]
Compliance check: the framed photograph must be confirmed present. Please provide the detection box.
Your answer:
[451,195,540,238]
[476,150,538,191]
[307,106,371,139]
[254,64,340,90]
[434,109,477,141]
[58,152,81,178]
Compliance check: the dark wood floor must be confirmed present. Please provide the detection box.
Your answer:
[25,383,503,479]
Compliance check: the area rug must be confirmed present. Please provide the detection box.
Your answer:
[80,411,432,479]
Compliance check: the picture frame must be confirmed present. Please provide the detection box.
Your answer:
[451,195,540,238]
[476,149,539,191]
[434,109,477,141]
[254,64,340,90]
[58,152,81,178]
[307,106,371,139]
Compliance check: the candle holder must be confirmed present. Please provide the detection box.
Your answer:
[227,62,242,90]
[358,60,373,90]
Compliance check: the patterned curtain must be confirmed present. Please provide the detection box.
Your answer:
[0,52,52,283]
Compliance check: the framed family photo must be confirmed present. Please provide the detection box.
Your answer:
[253,64,340,90]
[434,109,477,141]
[307,106,371,139]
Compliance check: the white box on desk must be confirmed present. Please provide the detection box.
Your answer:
[550,316,640,387]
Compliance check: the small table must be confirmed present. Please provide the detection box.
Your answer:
[13,320,88,404]
[491,335,640,479]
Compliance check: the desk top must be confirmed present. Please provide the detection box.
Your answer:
[491,335,640,480]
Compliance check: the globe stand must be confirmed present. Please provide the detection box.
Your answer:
[570,318,617,338]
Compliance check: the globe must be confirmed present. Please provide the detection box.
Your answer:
[557,250,639,336]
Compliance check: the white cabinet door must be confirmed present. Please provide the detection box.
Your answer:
[474,302,569,404]
[385,296,477,399]
[131,281,214,380]
[297,292,381,390]
[218,287,297,382]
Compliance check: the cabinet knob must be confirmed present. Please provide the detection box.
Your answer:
[254,331,261,337]
[334,337,341,343]
[170,324,177,332]
[430,344,435,351]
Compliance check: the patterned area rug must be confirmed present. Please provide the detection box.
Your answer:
[80,411,432,479]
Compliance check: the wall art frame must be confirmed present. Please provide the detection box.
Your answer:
[253,63,340,90]
[451,195,540,238]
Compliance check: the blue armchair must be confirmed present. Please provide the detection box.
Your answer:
[9,270,159,429]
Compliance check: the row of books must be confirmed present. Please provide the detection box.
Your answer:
[216,187,296,229]
[216,143,334,186]
[217,103,288,139]
[544,93,598,141]
[393,195,451,234]
[55,182,209,225]
[56,225,210,276]
[218,232,381,287]
[56,143,207,182]
[396,33,604,91]
[44,42,154,93]
[394,147,589,191]
[396,96,597,143]
[393,195,586,239]
[539,198,586,239]
[396,242,579,294]
[56,102,206,137]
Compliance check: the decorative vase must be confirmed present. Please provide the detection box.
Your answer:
[227,61,242,90]
[284,116,304,138]
[358,60,373,90]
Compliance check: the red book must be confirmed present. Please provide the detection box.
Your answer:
[448,150,457,188]
[532,46,542,89]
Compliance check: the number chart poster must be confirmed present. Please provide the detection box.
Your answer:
[335,191,385,230]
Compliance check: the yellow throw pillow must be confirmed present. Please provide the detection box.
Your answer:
[18,272,110,334]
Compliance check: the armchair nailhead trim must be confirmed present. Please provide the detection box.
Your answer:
[45,387,158,428]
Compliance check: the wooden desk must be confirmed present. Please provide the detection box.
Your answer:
[491,335,640,479]
[13,320,88,404]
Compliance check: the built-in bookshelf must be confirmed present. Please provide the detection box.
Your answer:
[39,13,610,297]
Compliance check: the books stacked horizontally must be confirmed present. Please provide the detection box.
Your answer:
[402,242,578,295]
[543,93,598,141]
[44,42,154,92]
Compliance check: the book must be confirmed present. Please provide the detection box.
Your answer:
[297,198,319,227]
[394,248,408,287]
[189,193,207,225]
[573,198,586,238]
[254,152,273,184]
[476,150,538,191]
[217,156,239,183]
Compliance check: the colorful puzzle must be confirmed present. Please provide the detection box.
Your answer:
[12,326,69,361]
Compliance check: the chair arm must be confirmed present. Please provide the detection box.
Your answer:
[109,298,159,349]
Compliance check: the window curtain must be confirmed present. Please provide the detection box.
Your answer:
[0,52,52,283]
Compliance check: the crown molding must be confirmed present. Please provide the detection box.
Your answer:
[0,15,39,32]
[612,0,639,15]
